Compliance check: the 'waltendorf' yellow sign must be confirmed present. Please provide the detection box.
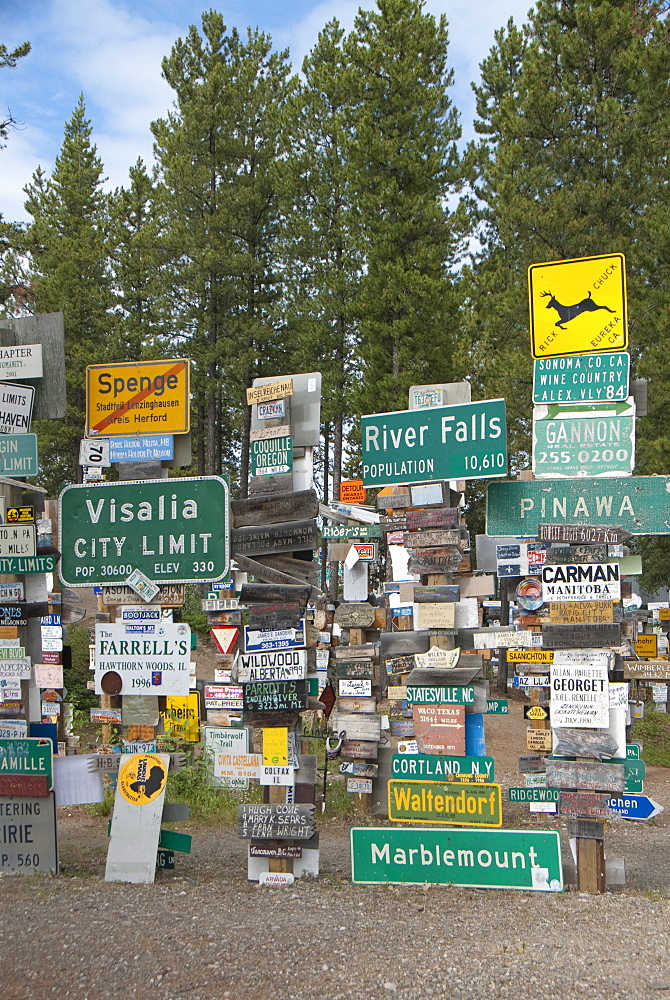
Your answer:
[528,254,627,359]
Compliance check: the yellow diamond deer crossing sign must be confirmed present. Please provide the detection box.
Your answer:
[529,254,627,359]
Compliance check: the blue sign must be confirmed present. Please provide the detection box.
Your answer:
[0,433,38,477]
[607,794,663,821]
[105,435,174,462]
[243,619,306,653]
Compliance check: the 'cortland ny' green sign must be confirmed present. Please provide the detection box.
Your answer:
[350,827,563,890]
[361,399,507,486]
[486,476,670,537]
[59,476,229,587]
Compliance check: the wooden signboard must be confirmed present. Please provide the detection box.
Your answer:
[249,711,300,729]
[234,555,314,596]
[231,519,319,557]
[406,666,482,688]
[542,624,621,648]
[249,843,303,859]
[242,680,307,713]
[458,575,496,599]
[519,755,547,773]
[338,679,373,698]
[231,489,318,528]
[255,554,319,584]
[413,603,456,631]
[544,545,608,564]
[376,492,411,509]
[538,524,632,544]
[340,761,378,778]
[334,643,379,660]
[334,603,376,628]
[335,660,374,680]
[526,729,552,752]
[248,603,303,630]
[330,712,382,742]
[545,759,625,793]
[413,647,461,671]
[552,729,618,760]
[623,660,670,680]
[235,649,309,683]
[380,632,431,657]
[403,529,465,549]
[340,740,378,760]
[246,379,294,405]
[247,471,293,496]
[559,791,614,819]
[337,696,377,714]
[0,774,49,797]
[405,508,459,530]
[237,803,315,840]
[472,630,535,650]
[239,583,312,606]
[413,704,466,756]
[549,601,614,625]
[407,547,463,574]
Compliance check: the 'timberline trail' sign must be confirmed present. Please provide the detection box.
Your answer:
[59,477,229,586]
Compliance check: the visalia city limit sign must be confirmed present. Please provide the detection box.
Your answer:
[486,476,670,537]
[58,477,229,587]
[361,399,507,487]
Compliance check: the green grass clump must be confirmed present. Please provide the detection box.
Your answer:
[632,706,670,768]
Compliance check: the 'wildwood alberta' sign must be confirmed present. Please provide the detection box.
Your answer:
[350,827,563,891]
[59,477,229,586]
[486,476,670,536]
[361,399,507,486]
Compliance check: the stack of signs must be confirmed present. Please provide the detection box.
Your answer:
[489,252,640,892]
[226,374,323,884]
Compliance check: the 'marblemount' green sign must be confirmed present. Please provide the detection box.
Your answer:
[59,477,229,586]
[486,476,670,537]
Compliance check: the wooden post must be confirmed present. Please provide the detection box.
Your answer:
[267,783,292,874]
[577,831,606,893]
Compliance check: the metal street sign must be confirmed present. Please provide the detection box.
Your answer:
[0,383,33,433]
[0,792,57,875]
[607,794,663,820]
[0,343,42,381]
[0,524,35,558]
[58,476,229,586]
[361,399,507,487]
[250,434,293,477]
[486,476,670,536]
[0,737,52,788]
[81,435,175,467]
[391,753,494,781]
[350,827,563,890]
[0,434,38,476]
[388,780,502,826]
[528,253,627,359]
[532,399,635,479]
[508,788,560,804]
[86,359,190,437]
[533,352,629,404]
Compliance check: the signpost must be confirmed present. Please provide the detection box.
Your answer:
[86,359,190,436]
[59,477,229,586]
[532,399,635,478]
[350,827,563,890]
[486,477,670,536]
[361,398,507,486]
[533,352,630,404]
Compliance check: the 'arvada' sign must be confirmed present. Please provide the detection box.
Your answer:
[541,562,620,602]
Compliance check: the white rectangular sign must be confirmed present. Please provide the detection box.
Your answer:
[339,678,373,697]
[204,725,251,789]
[235,649,307,683]
[0,657,31,679]
[214,751,261,782]
[550,661,609,728]
[474,631,536,650]
[541,563,620,602]
[0,383,34,433]
[0,343,42,380]
[0,524,35,557]
[94,622,191,696]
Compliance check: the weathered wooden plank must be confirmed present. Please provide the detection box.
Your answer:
[340,740,378,760]
[248,711,301,728]
[246,379,294,405]
[255,554,319,583]
[239,583,312,606]
[380,632,431,657]
[247,472,294,496]
[330,712,382,742]
[248,603,304,630]
[333,643,379,660]
[566,818,606,840]
[335,660,374,680]
[231,519,318,557]
[413,603,455,630]
[231,490,319,528]
[559,791,614,819]
[407,547,463,574]
[549,601,616,625]
[458,575,496,598]
[0,774,49,797]
[544,545,608,564]
[405,508,459,530]
[403,529,466,549]
[542,624,621,648]
[376,492,411,509]
[552,729,619,760]
[413,647,461,671]
[333,603,376,628]
[337,695,377,713]
[400,584,460,604]
[237,803,315,840]
[545,759,625,793]
[623,660,670,680]
[538,524,633,544]
[406,666,483,687]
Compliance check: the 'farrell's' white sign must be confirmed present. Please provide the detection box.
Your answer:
[541,562,620,603]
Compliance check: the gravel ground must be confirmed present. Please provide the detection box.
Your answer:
[3,703,670,1000]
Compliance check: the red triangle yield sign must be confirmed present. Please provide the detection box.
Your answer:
[210,626,239,654]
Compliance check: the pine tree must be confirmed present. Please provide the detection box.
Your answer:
[152,12,296,488]
[22,95,114,493]
[345,0,465,421]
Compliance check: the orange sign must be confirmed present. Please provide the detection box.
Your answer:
[340,480,366,503]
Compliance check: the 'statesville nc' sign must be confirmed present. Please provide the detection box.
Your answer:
[486,476,670,536]
[361,399,507,486]
[58,477,229,586]
[350,828,563,891]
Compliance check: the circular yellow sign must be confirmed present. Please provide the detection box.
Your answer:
[119,753,168,805]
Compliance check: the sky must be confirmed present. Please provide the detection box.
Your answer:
[0,0,532,224]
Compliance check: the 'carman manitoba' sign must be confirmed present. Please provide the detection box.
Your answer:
[58,477,229,586]
[486,476,670,536]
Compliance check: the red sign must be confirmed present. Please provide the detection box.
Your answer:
[354,543,376,561]
[412,704,466,756]
[340,480,366,504]
[210,626,239,654]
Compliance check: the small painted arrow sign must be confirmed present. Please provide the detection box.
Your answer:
[607,794,664,820]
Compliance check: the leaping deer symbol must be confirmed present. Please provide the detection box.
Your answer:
[541,290,616,329]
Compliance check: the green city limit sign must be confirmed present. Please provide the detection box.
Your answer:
[59,476,229,587]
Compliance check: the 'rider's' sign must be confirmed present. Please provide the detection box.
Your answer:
[528,254,627,359]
